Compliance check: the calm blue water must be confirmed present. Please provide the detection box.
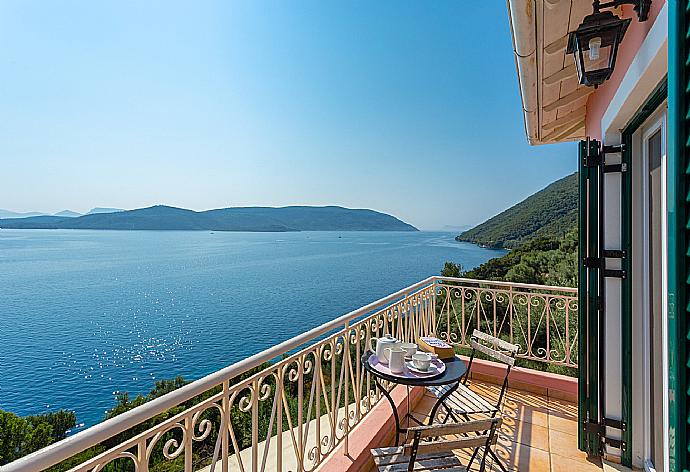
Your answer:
[0,230,503,429]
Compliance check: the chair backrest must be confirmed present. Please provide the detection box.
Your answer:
[470,329,519,367]
[465,330,520,412]
[402,417,502,456]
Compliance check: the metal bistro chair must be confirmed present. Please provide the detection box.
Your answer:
[431,330,519,472]
[371,416,502,472]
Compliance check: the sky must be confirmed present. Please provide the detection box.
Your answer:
[0,1,576,230]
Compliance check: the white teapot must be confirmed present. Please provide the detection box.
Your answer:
[369,335,398,364]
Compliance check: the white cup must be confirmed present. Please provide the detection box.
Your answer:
[400,343,417,358]
[412,352,432,371]
[386,347,406,374]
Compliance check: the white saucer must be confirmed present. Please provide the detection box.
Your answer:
[405,361,438,375]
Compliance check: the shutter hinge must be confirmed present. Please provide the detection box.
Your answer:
[583,253,627,277]
[604,418,626,431]
[604,437,626,451]
[603,163,627,173]
[603,249,626,259]
[585,143,625,170]
[585,420,627,452]
[584,154,602,168]
[583,256,601,268]
[603,144,624,154]
[585,419,626,434]
[584,421,601,434]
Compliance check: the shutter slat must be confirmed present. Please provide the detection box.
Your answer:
[673,5,690,466]
[686,3,690,467]
[683,2,690,466]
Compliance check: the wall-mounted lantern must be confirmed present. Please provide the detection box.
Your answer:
[566,0,651,88]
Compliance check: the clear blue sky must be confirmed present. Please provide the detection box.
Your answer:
[0,1,576,230]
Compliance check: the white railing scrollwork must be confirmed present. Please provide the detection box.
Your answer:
[435,277,578,368]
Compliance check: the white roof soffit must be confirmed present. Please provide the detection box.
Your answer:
[507,0,596,145]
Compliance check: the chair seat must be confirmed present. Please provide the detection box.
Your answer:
[428,384,498,416]
[371,446,466,471]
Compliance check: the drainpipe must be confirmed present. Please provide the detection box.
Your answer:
[506,0,539,144]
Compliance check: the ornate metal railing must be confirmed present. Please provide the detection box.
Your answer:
[2,277,576,472]
[435,277,578,368]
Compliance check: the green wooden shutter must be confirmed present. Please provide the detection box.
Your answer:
[669,1,689,471]
[578,139,601,456]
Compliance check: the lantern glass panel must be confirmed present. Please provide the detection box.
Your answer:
[577,36,613,76]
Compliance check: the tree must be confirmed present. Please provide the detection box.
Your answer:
[440,261,464,279]
[0,409,75,466]
[26,410,77,441]
[504,262,538,284]
[461,231,577,288]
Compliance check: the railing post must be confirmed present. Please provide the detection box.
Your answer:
[426,280,437,336]
[276,370,283,472]
[344,321,350,456]
[447,287,453,344]
[459,286,465,345]
[364,320,373,412]
[475,288,480,337]
[330,339,337,443]
[184,414,193,472]
[355,323,362,422]
[402,292,407,342]
[546,296,551,363]
[251,379,259,472]
[138,437,149,472]
[565,299,571,366]
[222,381,229,472]
[315,346,322,464]
[493,288,497,338]
[509,285,514,346]
[527,294,532,357]
[297,357,304,471]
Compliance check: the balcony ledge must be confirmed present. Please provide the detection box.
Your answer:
[315,385,426,472]
[460,356,578,403]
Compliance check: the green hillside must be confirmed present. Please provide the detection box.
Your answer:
[0,205,417,232]
[456,172,578,249]
[465,231,577,287]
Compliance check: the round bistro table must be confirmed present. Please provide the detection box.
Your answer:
[361,351,467,446]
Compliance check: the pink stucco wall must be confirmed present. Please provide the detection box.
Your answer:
[585,0,666,139]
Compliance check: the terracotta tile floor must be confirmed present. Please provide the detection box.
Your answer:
[385,380,604,472]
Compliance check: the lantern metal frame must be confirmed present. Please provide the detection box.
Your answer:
[594,0,651,21]
[566,0,652,88]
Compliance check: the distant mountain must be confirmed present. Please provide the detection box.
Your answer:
[0,205,418,232]
[87,207,124,215]
[0,209,46,219]
[456,173,577,249]
[53,210,82,217]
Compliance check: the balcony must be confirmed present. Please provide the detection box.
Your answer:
[385,376,594,472]
[4,277,592,472]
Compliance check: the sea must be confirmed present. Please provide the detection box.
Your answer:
[0,229,504,429]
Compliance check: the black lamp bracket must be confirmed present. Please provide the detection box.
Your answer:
[593,0,651,21]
